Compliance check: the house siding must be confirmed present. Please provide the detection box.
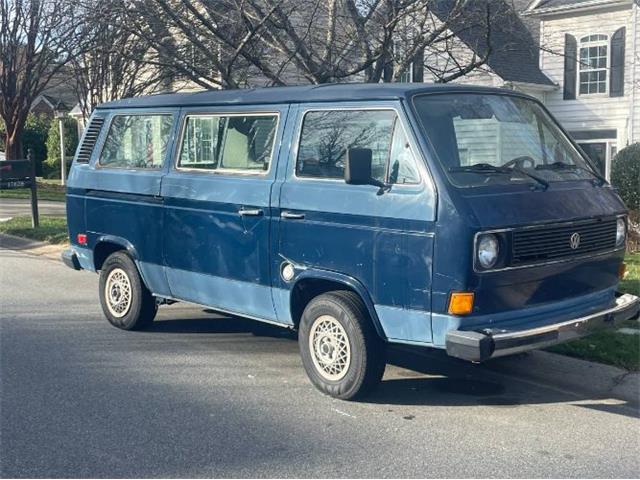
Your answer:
[631,3,640,143]
[538,4,637,148]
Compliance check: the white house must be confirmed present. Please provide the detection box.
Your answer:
[399,0,638,179]
[523,0,639,178]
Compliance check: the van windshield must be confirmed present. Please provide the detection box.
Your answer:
[412,93,600,188]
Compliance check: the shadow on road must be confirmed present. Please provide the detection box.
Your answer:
[147,310,298,338]
[146,310,639,418]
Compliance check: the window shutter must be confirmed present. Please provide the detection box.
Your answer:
[383,39,394,82]
[563,34,577,100]
[610,27,625,97]
[412,48,425,83]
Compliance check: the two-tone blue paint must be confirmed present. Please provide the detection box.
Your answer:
[64,84,629,350]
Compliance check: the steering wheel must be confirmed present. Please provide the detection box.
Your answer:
[503,156,535,169]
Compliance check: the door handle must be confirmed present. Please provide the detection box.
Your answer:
[281,211,305,220]
[239,208,263,217]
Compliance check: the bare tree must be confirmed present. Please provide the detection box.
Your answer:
[122,0,495,88]
[70,0,178,119]
[0,0,86,159]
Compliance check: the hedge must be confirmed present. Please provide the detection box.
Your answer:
[611,143,640,211]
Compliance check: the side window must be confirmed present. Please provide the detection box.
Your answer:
[388,120,420,184]
[178,114,278,172]
[296,110,396,181]
[99,115,173,169]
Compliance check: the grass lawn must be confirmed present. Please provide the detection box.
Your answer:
[547,252,640,371]
[0,215,68,244]
[0,179,66,202]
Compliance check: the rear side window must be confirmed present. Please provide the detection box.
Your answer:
[99,114,173,169]
[178,114,278,173]
[296,110,419,184]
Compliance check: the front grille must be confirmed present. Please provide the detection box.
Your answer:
[511,218,618,266]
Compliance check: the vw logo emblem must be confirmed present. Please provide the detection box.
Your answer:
[569,232,581,250]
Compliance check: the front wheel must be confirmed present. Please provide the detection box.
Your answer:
[299,291,386,400]
[99,251,157,330]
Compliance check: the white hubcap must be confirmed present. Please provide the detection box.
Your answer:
[309,315,351,381]
[105,268,132,318]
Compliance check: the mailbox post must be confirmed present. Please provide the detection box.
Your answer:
[28,149,39,228]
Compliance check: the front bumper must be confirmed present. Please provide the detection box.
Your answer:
[445,292,640,362]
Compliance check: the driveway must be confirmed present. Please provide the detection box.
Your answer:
[1,248,638,478]
[0,198,65,219]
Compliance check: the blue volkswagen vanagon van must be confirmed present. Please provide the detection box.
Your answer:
[63,84,639,399]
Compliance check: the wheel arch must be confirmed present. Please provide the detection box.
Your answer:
[93,235,139,271]
[289,269,387,340]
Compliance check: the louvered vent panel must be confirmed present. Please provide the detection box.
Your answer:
[75,117,105,163]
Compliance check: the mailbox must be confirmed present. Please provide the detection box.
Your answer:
[0,159,33,190]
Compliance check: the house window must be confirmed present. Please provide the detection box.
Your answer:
[398,63,413,83]
[578,34,608,95]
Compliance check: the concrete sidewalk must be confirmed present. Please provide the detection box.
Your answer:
[0,232,67,261]
[0,197,66,218]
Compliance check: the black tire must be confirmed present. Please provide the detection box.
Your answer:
[98,251,157,330]
[299,290,386,400]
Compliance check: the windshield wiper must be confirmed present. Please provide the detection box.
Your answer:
[506,164,549,190]
[451,163,549,190]
[449,163,511,174]
[536,161,579,171]
[536,161,606,186]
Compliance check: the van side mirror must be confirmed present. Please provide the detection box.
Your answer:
[345,148,390,195]
[345,148,373,185]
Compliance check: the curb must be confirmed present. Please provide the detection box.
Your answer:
[0,233,67,261]
[396,346,639,406]
[483,350,639,406]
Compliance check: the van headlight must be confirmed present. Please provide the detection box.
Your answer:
[477,233,499,269]
[616,217,626,246]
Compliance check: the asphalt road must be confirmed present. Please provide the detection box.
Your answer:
[0,198,65,219]
[1,248,639,478]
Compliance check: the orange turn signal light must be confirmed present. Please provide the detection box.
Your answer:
[448,292,475,315]
[619,262,627,279]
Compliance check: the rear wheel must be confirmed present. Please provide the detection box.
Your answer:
[299,291,385,400]
[99,251,157,330]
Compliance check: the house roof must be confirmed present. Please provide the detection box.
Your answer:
[532,0,602,8]
[524,0,632,14]
[97,83,530,110]
[41,95,69,111]
[434,0,555,87]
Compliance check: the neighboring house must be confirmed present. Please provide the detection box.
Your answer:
[31,75,85,137]
[427,0,557,101]
[31,94,68,118]
[523,0,638,178]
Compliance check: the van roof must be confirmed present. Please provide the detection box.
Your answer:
[96,83,516,110]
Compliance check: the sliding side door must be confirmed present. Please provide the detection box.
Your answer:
[161,105,289,322]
